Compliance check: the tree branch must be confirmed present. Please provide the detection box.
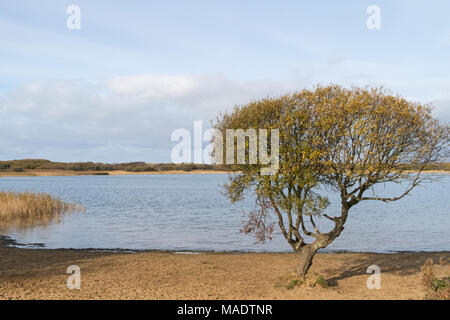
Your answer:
[300,214,319,238]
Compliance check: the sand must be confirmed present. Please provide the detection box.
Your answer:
[0,242,448,300]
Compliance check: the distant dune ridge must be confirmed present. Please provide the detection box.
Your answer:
[0,159,226,176]
[0,159,449,177]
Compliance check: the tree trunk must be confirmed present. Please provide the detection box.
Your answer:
[294,207,348,278]
[296,245,317,278]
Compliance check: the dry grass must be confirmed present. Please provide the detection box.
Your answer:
[275,272,329,290]
[421,258,450,300]
[0,192,83,231]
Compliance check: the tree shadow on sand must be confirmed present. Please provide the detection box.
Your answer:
[320,252,449,287]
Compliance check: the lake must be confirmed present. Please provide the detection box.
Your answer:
[0,173,449,252]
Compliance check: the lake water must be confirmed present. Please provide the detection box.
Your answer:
[0,174,449,253]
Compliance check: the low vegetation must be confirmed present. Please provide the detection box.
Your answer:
[401,162,450,172]
[275,272,328,290]
[314,275,328,288]
[421,258,449,300]
[1,159,448,174]
[0,192,83,231]
[0,159,225,173]
[275,273,304,290]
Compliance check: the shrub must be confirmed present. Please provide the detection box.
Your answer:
[421,258,450,300]
[0,163,11,170]
[275,273,305,290]
[315,275,328,288]
[126,165,158,172]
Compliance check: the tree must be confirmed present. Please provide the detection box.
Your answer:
[213,85,449,278]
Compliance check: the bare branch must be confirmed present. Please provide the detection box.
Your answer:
[300,214,319,238]
[309,215,322,235]
[323,214,339,223]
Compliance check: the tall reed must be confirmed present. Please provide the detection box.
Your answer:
[0,192,83,231]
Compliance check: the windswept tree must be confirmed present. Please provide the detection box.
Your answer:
[213,85,449,277]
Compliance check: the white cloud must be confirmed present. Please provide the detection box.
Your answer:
[1,72,448,163]
[106,74,198,100]
[0,74,308,162]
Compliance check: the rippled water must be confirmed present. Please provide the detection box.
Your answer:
[0,173,449,252]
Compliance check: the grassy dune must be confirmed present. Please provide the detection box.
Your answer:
[0,159,449,176]
[0,159,449,178]
[0,159,225,174]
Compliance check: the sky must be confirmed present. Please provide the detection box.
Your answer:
[0,0,449,163]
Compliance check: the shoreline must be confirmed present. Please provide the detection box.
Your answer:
[0,169,229,177]
[1,169,450,178]
[2,234,448,255]
[0,240,448,299]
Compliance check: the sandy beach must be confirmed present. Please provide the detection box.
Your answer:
[0,239,447,300]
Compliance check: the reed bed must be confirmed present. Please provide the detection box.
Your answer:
[0,191,83,231]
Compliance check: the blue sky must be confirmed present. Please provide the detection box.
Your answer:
[0,0,449,162]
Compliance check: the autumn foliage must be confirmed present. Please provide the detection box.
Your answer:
[214,85,449,277]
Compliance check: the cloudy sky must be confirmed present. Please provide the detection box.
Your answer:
[1,0,449,163]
